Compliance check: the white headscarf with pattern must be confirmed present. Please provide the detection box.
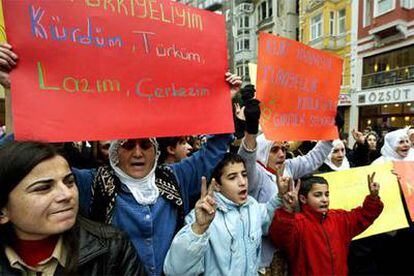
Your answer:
[108,138,160,205]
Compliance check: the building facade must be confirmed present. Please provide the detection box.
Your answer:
[233,0,255,83]
[351,0,414,135]
[176,0,299,85]
[299,0,353,134]
[175,0,235,71]
[233,0,299,83]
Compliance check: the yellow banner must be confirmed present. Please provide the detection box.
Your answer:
[248,62,257,86]
[0,1,6,96]
[0,1,6,42]
[317,162,409,239]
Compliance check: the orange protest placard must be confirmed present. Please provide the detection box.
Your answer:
[256,33,343,141]
[393,161,414,221]
[3,0,232,142]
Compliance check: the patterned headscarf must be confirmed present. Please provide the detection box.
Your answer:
[108,138,161,205]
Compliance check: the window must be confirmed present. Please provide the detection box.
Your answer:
[329,11,335,36]
[236,65,243,77]
[363,0,372,27]
[236,62,250,81]
[225,9,231,21]
[236,38,250,51]
[244,65,249,79]
[310,14,323,41]
[244,16,249,28]
[268,0,273,17]
[401,0,414,9]
[337,9,346,35]
[244,39,250,50]
[361,45,414,89]
[258,1,267,22]
[374,0,395,17]
[238,16,249,29]
[258,0,273,22]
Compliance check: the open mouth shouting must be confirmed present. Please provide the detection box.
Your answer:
[238,188,248,200]
[318,204,329,212]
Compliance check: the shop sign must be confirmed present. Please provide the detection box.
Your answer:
[338,93,351,106]
[357,85,414,106]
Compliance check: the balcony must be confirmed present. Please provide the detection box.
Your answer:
[305,0,324,12]
[235,2,254,14]
[325,34,347,50]
[235,50,254,63]
[257,16,274,31]
[369,20,408,39]
[361,65,414,90]
[199,0,224,11]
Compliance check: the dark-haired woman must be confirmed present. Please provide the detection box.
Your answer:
[0,141,146,275]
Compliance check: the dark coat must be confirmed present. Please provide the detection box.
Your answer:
[0,217,146,276]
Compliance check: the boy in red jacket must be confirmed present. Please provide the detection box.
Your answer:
[269,173,383,276]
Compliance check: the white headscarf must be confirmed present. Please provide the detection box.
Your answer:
[256,134,274,166]
[109,138,160,205]
[408,128,414,149]
[323,139,350,171]
[380,128,414,161]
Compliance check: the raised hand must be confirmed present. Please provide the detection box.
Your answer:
[244,98,261,135]
[192,177,217,235]
[0,43,18,89]
[352,129,365,144]
[234,102,246,121]
[282,179,301,213]
[276,175,292,197]
[367,172,380,198]
[225,72,242,98]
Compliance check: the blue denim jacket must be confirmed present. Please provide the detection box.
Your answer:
[74,134,233,275]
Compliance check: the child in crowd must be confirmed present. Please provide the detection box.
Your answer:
[269,173,383,276]
[157,136,193,164]
[163,153,283,275]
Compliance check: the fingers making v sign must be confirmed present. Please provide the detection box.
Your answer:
[367,172,380,198]
[280,178,301,213]
[192,177,217,235]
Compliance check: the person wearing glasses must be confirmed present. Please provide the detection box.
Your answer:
[0,42,240,276]
[72,127,236,276]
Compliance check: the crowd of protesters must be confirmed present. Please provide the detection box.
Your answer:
[1,40,414,276]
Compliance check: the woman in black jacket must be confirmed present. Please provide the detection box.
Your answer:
[0,141,146,275]
[349,130,381,167]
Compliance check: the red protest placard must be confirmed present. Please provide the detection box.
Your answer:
[2,0,232,142]
[393,161,414,221]
[256,33,343,141]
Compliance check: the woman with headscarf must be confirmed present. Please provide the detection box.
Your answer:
[239,130,333,274]
[408,127,414,149]
[372,128,414,164]
[317,140,351,173]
